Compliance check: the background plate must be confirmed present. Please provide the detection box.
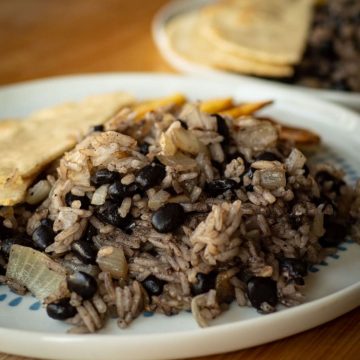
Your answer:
[152,0,360,111]
[0,73,359,360]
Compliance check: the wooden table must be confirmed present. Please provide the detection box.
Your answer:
[0,1,359,359]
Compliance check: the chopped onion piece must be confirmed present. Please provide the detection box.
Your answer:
[157,153,198,171]
[235,121,278,151]
[96,246,128,280]
[170,125,206,155]
[160,132,177,156]
[285,148,307,174]
[148,190,171,211]
[191,294,208,328]
[6,245,68,302]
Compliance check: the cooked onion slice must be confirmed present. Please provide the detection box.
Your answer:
[96,246,128,280]
[6,245,68,302]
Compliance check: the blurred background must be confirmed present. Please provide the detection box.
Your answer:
[1,0,359,110]
[0,0,172,85]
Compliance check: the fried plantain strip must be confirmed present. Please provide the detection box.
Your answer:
[220,100,273,118]
[134,93,186,120]
[200,97,233,113]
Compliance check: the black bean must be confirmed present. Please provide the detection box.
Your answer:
[255,152,282,162]
[247,277,278,310]
[46,299,77,320]
[139,142,150,155]
[92,124,104,132]
[1,236,33,257]
[67,271,97,300]
[204,179,237,197]
[71,240,97,264]
[319,221,348,248]
[178,119,188,129]
[280,258,308,279]
[303,164,310,177]
[289,214,303,230]
[136,163,166,190]
[312,194,336,208]
[90,169,120,186]
[142,275,165,296]
[65,192,90,209]
[211,160,224,175]
[0,219,13,239]
[318,39,334,57]
[95,201,135,233]
[236,271,253,284]
[32,225,55,251]
[40,218,54,228]
[0,264,5,276]
[191,272,217,296]
[245,184,254,192]
[333,79,350,92]
[108,182,128,202]
[153,157,163,166]
[294,277,305,286]
[315,171,338,184]
[83,223,97,242]
[213,114,230,144]
[245,167,255,180]
[227,151,248,166]
[315,171,346,194]
[108,182,142,202]
[151,203,185,233]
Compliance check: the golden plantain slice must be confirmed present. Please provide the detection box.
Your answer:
[134,93,186,120]
[200,98,234,113]
[220,100,273,117]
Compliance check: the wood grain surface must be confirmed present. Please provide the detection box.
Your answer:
[0,1,359,359]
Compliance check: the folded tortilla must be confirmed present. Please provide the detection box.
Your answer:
[201,0,313,65]
[0,92,134,206]
[166,11,293,77]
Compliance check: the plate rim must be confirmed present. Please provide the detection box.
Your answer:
[0,72,360,360]
[1,72,360,122]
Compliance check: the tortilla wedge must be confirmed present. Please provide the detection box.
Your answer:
[201,0,313,65]
[0,92,134,206]
[0,119,20,136]
[166,11,293,77]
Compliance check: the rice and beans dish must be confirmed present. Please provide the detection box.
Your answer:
[0,94,359,333]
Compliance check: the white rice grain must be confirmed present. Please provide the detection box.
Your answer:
[118,197,132,218]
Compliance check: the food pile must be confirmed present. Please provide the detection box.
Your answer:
[291,0,360,92]
[163,0,360,92]
[0,94,359,333]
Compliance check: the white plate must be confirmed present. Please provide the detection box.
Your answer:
[152,0,360,111]
[0,73,359,360]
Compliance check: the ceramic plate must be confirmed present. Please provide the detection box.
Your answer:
[152,0,360,111]
[0,73,359,360]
